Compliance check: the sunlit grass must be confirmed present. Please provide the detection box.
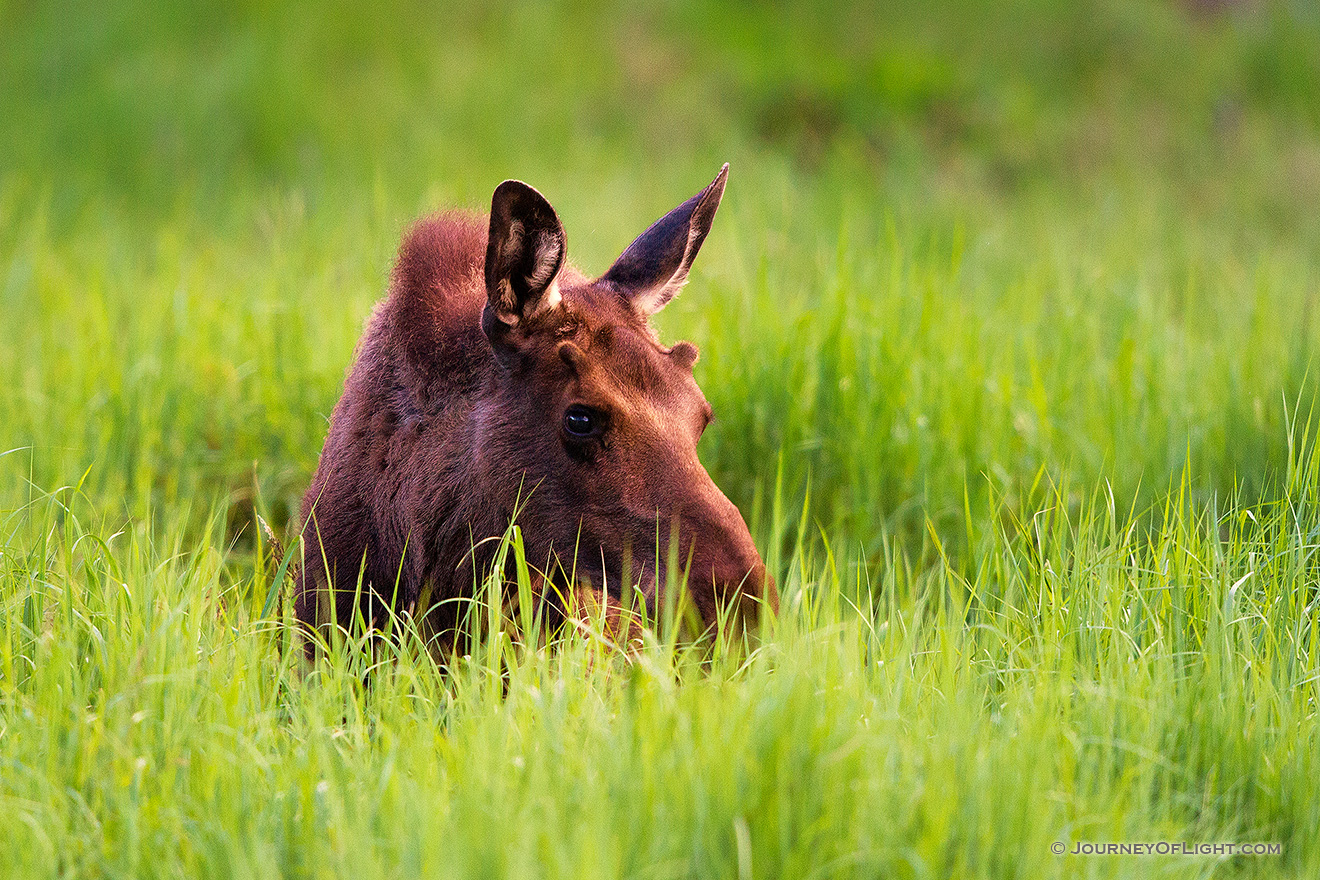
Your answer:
[2,430,1317,877]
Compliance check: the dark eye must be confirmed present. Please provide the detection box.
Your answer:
[563,404,600,438]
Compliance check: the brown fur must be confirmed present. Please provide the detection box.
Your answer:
[295,167,776,653]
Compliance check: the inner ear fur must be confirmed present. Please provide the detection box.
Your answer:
[484,180,566,328]
[600,164,728,318]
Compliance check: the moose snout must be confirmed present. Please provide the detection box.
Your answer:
[679,489,778,629]
[707,540,778,628]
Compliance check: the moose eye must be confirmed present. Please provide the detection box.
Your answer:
[562,404,601,439]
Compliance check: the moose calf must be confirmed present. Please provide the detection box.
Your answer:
[295,165,776,653]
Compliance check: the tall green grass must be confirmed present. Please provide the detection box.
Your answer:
[2,425,1317,877]
[2,0,1319,876]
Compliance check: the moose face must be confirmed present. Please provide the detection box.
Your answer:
[477,166,777,628]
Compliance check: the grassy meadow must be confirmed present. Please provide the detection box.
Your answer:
[3,0,1320,876]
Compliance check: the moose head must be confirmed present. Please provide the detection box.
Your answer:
[473,165,777,630]
[295,166,775,652]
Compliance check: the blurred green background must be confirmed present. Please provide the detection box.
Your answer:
[2,0,1319,557]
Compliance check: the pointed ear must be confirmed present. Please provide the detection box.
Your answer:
[485,180,566,327]
[600,164,728,318]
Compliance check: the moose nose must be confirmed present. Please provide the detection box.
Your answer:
[683,488,777,628]
[711,552,778,627]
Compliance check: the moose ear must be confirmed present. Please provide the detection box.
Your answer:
[485,180,566,327]
[600,164,728,318]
